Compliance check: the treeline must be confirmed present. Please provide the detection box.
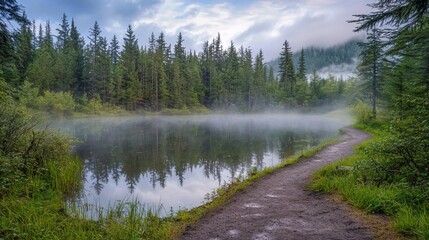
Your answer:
[1,13,355,113]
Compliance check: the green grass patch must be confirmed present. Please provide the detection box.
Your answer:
[310,124,429,239]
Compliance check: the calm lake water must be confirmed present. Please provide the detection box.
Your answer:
[51,114,349,214]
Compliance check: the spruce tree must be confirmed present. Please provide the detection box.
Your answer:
[56,13,70,50]
[121,25,141,110]
[297,48,306,80]
[0,0,26,65]
[357,28,383,119]
[15,12,33,85]
[254,49,266,109]
[278,40,295,106]
[70,19,85,95]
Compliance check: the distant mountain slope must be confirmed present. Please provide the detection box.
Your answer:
[268,38,362,77]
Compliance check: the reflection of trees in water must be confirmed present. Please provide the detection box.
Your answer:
[71,120,331,195]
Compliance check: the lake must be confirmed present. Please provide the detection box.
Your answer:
[51,113,350,215]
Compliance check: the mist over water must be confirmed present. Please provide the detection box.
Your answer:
[51,113,352,215]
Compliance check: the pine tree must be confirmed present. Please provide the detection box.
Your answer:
[241,47,254,111]
[0,0,26,66]
[223,41,240,108]
[15,12,33,85]
[110,35,120,66]
[86,21,102,97]
[109,34,121,104]
[154,32,168,110]
[254,49,267,109]
[56,13,70,50]
[278,40,295,106]
[69,19,85,95]
[54,14,75,92]
[121,25,141,110]
[357,28,383,119]
[295,48,308,106]
[43,21,54,50]
[186,51,203,107]
[26,26,56,92]
[173,33,187,108]
[200,41,214,107]
[297,48,306,80]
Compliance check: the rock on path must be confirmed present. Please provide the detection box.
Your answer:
[182,128,372,240]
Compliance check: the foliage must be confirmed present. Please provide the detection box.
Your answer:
[310,125,429,239]
[33,90,76,116]
[351,100,373,124]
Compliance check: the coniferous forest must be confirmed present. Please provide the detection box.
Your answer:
[1,12,354,114]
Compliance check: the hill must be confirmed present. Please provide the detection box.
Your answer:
[268,38,362,78]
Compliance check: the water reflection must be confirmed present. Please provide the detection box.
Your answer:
[52,114,348,211]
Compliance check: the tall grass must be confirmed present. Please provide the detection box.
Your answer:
[45,155,83,194]
[0,194,171,239]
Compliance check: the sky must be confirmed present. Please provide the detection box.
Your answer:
[19,0,374,60]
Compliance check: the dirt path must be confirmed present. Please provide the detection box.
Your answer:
[182,128,373,240]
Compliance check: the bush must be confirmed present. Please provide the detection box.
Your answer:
[0,83,77,194]
[351,100,373,123]
[81,95,103,114]
[34,91,76,116]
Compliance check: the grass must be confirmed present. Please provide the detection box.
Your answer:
[0,194,172,239]
[309,123,429,240]
[45,155,83,194]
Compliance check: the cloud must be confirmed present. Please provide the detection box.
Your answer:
[20,0,372,60]
[132,0,371,59]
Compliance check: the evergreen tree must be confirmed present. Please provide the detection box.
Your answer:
[254,49,267,109]
[15,12,33,85]
[186,51,203,107]
[110,35,120,66]
[109,34,121,104]
[297,48,306,80]
[278,40,295,106]
[241,47,254,111]
[26,25,56,92]
[357,28,383,119]
[56,13,70,50]
[154,32,168,110]
[43,21,54,50]
[54,14,75,92]
[0,0,26,65]
[121,25,141,110]
[223,41,241,108]
[69,19,85,95]
[200,41,214,107]
[172,33,186,108]
[295,48,308,106]
[86,21,103,97]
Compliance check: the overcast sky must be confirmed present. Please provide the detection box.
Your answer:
[19,0,374,60]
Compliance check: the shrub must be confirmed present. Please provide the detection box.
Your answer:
[351,100,373,123]
[34,91,76,116]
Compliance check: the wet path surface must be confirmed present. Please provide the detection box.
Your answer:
[182,128,373,240]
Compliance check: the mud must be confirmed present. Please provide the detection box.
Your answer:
[182,128,374,240]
